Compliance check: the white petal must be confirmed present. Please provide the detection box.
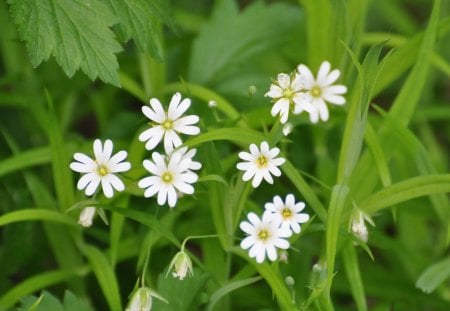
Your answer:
[77,173,95,190]
[167,93,182,119]
[264,202,276,212]
[85,177,101,196]
[101,178,114,198]
[271,157,285,167]
[138,176,159,189]
[240,222,255,235]
[111,162,131,173]
[73,153,94,165]
[248,143,259,156]
[173,180,194,195]
[93,139,103,162]
[70,162,94,173]
[291,222,301,234]
[148,98,166,122]
[285,194,295,207]
[238,151,253,162]
[266,244,277,261]
[316,61,331,85]
[240,236,255,249]
[139,127,164,151]
[309,108,319,124]
[268,165,282,177]
[157,186,168,205]
[317,100,329,121]
[265,85,283,98]
[151,152,167,170]
[251,173,263,188]
[273,238,290,249]
[101,140,113,162]
[174,115,200,128]
[142,105,163,123]
[291,73,304,91]
[260,141,269,154]
[296,213,310,223]
[325,85,347,95]
[273,195,284,209]
[144,184,160,198]
[247,212,261,227]
[164,130,182,154]
[297,64,315,88]
[170,97,192,120]
[167,186,178,207]
[324,69,341,86]
[109,150,128,165]
[267,147,280,158]
[323,94,346,105]
[255,246,266,263]
[277,73,290,89]
[249,243,262,259]
[294,202,306,212]
[262,170,274,184]
[107,174,125,191]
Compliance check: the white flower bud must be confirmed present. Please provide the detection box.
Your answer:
[126,287,153,311]
[208,100,217,108]
[168,251,193,280]
[78,206,96,227]
[282,123,293,136]
[350,209,374,243]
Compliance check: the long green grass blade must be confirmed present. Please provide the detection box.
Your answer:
[0,209,77,227]
[342,245,367,311]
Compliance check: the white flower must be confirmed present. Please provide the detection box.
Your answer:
[265,73,313,124]
[138,150,199,208]
[171,146,202,171]
[139,92,200,153]
[240,212,291,263]
[167,250,193,280]
[263,194,309,235]
[236,141,285,188]
[78,206,96,227]
[70,139,131,198]
[297,61,347,123]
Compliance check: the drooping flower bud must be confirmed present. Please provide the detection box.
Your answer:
[126,287,153,311]
[350,209,375,242]
[167,250,193,280]
[78,206,96,227]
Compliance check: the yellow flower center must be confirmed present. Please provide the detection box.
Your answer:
[162,119,174,130]
[310,85,322,98]
[161,171,173,184]
[282,88,294,99]
[281,207,293,219]
[96,164,109,176]
[256,155,268,168]
[258,229,270,241]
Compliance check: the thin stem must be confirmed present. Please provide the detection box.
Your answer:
[181,234,221,251]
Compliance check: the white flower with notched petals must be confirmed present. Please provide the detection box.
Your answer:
[240,212,291,263]
[297,61,347,123]
[138,150,199,208]
[263,194,309,235]
[139,92,200,153]
[70,139,131,198]
[236,141,285,188]
[265,73,313,124]
[171,147,202,171]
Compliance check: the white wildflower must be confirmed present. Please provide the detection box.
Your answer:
[265,73,313,124]
[167,250,193,280]
[138,150,199,208]
[70,139,131,198]
[126,287,167,311]
[263,194,309,235]
[297,61,347,123]
[240,212,291,263]
[236,141,285,188]
[350,209,374,242]
[139,92,200,153]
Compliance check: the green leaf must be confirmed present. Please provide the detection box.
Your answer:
[82,245,122,311]
[207,276,262,311]
[0,269,85,310]
[342,245,368,311]
[361,174,450,214]
[102,0,173,59]
[18,291,63,311]
[63,290,95,311]
[416,257,450,294]
[152,271,208,311]
[8,0,122,85]
[189,0,302,84]
[0,146,51,178]
[0,209,78,227]
[184,127,265,148]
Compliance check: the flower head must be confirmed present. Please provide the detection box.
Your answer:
[236,141,285,188]
[70,139,131,198]
[263,194,309,235]
[138,149,199,208]
[240,212,291,263]
[167,250,193,280]
[78,206,96,227]
[297,61,347,123]
[139,93,200,153]
[350,209,374,242]
[265,73,313,124]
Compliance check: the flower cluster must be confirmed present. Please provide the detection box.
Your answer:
[70,93,202,227]
[265,61,347,124]
[240,194,309,263]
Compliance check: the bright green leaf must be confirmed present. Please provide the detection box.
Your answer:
[8,0,122,85]
[416,257,450,294]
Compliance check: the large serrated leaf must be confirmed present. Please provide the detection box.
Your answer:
[102,0,173,59]
[8,0,122,85]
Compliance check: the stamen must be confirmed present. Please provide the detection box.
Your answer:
[161,171,173,183]
[258,229,270,241]
[256,155,268,168]
[162,119,173,130]
[310,85,322,98]
[281,207,292,219]
[97,164,109,176]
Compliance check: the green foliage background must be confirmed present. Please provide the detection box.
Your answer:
[0,0,449,310]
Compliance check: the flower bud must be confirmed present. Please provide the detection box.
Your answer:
[78,206,96,227]
[167,250,193,280]
[208,100,217,108]
[126,287,153,311]
[282,123,293,136]
[350,209,374,243]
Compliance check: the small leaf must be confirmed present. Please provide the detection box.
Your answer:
[8,0,122,85]
[416,257,450,294]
